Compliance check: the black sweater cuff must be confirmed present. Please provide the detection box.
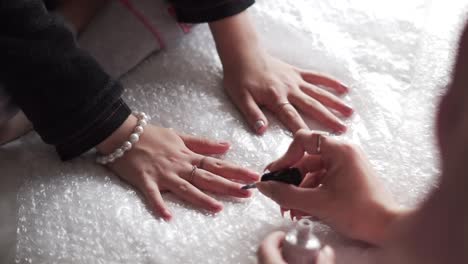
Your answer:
[175,0,255,23]
[56,97,131,161]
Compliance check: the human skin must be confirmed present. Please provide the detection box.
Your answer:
[209,11,353,135]
[256,24,468,264]
[96,8,353,221]
[97,116,260,221]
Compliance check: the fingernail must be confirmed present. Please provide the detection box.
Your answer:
[334,124,347,134]
[239,188,252,197]
[254,120,266,133]
[340,84,349,92]
[163,214,172,221]
[344,105,354,116]
[211,203,223,212]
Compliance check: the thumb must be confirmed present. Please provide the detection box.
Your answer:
[266,130,324,172]
[256,181,327,216]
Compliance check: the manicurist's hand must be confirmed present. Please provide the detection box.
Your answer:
[98,115,259,221]
[257,130,405,246]
[257,231,335,264]
[210,12,353,135]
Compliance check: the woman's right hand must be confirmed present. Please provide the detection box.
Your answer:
[98,115,260,221]
[257,130,404,246]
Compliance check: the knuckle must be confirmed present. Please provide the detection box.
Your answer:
[294,128,310,139]
[167,155,181,163]
[283,107,300,119]
[235,91,250,102]
[201,174,216,184]
[179,149,192,156]
[266,87,283,102]
[177,182,192,192]
[145,187,158,197]
[284,81,297,91]
[213,160,224,169]
[339,142,360,156]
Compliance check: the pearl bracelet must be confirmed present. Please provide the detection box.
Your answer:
[96,111,150,165]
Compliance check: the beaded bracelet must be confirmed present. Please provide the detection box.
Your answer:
[96,111,150,165]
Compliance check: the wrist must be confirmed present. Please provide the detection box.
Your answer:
[209,11,263,69]
[369,205,413,247]
[96,114,138,155]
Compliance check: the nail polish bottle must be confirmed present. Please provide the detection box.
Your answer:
[282,219,321,264]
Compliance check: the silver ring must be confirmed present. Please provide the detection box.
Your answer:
[317,134,322,153]
[190,165,197,183]
[276,102,292,111]
[314,131,330,153]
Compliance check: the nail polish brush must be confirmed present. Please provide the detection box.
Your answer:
[241,168,302,189]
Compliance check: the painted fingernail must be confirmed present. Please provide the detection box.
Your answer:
[340,84,349,92]
[163,212,172,221]
[334,123,347,134]
[239,188,252,197]
[254,120,266,133]
[344,105,354,116]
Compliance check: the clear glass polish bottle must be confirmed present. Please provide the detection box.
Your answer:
[282,219,321,264]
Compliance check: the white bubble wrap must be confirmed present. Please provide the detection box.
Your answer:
[1,0,468,263]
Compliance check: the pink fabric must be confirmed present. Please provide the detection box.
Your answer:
[119,0,166,49]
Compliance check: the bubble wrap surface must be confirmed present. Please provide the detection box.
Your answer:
[1,0,468,263]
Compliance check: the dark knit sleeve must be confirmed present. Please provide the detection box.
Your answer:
[169,0,255,23]
[0,0,131,160]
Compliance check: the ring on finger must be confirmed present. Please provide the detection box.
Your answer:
[317,134,323,153]
[276,102,292,112]
[313,131,330,153]
[189,165,198,183]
